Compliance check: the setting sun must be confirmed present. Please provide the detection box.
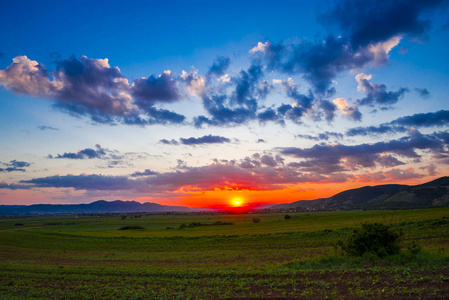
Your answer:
[231,197,243,207]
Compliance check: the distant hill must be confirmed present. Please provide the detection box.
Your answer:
[0,200,199,215]
[271,176,449,211]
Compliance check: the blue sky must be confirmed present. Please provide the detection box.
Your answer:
[1,0,449,207]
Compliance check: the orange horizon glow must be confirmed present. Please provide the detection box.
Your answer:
[130,176,434,209]
[1,176,437,207]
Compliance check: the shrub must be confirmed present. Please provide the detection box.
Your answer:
[337,222,401,258]
[252,218,261,223]
[178,221,235,229]
[284,214,291,220]
[118,225,145,230]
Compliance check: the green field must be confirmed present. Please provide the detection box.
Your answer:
[1,208,448,299]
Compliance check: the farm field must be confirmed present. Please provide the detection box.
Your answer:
[0,208,448,299]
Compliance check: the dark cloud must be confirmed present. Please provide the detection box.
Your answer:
[283,80,314,110]
[260,154,284,167]
[346,110,449,136]
[273,78,332,124]
[333,98,363,122]
[256,139,266,143]
[297,131,343,141]
[249,0,445,96]
[38,125,59,131]
[257,80,274,99]
[253,37,373,94]
[275,104,303,124]
[281,130,449,173]
[51,55,133,119]
[194,95,257,127]
[48,145,129,169]
[159,139,179,145]
[194,62,273,127]
[0,160,31,172]
[9,160,31,168]
[346,107,362,122]
[318,100,338,122]
[342,106,362,122]
[228,153,284,169]
[288,156,347,174]
[392,110,449,128]
[371,154,405,168]
[130,72,180,106]
[414,87,430,98]
[356,73,408,107]
[322,0,445,48]
[286,36,369,95]
[257,108,280,124]
[130,169,159,177]
[49,144,107,159]
[161,135,231,145]
[207,56,230,77]
[346,124,399,137]
[10,144,430,193]
[180,134,231,145]
[0,55,185,126]
[17,164,285,192]
[122,107,185,125]
[356,167,425,182]
[2,163,351,192]
[144,107,185,124]
[232,63,264,106]
[22,174,134,191]
[0,182,33,190]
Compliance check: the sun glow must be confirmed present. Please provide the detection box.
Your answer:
[231,197,243,207]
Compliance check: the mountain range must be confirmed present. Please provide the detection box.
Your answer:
[271,176,449,211]
[0,200,198,215]
[1,177,448,215]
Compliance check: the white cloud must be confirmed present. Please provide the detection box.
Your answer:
[355,73,373,93]
[333,97,362,121]
[249,41,271,54]
[368,36,402,66]
[0,55,54,96]
[333,97,349,110]
[181,70,207,97]
[218,74,230,83]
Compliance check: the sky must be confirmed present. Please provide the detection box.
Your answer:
[1,0,449,208]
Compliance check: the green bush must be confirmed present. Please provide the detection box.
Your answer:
[337,222,401,258]
[178,221,234,229]
[118,225,145,230]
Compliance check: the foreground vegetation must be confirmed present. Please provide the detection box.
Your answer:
[0,208,448,299]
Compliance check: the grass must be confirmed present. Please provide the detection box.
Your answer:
[0,208,448,299]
